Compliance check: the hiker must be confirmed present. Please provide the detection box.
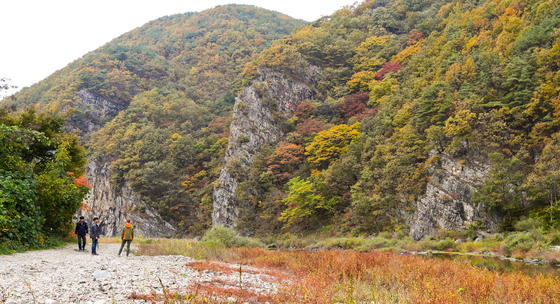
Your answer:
[91,217,100,255]
[75,216,88,252]
[118,219,134,257]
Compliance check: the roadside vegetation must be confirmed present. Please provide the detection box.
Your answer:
[0,105,91,255]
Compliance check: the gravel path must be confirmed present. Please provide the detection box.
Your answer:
[0,243,278,303]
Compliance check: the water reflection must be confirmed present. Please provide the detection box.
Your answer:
[427,252,560,277]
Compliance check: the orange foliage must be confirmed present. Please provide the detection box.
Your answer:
[266,143,305,183]
[80,202,91,212]
[134,248,560,303]
[73,175,93,188]
[219,248,560,303]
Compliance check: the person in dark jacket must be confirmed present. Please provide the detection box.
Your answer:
[75,216,88,251]
[90,217,100,255]
[118,220,134,257]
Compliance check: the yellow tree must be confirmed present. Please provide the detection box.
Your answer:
[305,123,361,169]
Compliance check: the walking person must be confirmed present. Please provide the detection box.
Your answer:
[118,220,134,257]
[75,216,88,252]
[91,217,100,255]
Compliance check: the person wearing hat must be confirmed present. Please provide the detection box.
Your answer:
[118,220,134,257]
[91,217,100,255]
[74,216,89,252]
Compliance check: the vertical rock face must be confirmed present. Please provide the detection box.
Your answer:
[409,151,499,240]
[74,89,126,139]
[213,67,319,227]
[78,158,176,237]
[73,89,174,237]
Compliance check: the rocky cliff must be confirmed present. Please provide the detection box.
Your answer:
[409,151,499,240]
[213,66,500,238]
[74,90,174,237]
[213,67,320,227]
[77,158,176,237]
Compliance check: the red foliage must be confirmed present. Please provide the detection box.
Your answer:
[222,248,560,303]
[195,179,209,189]
[266,143,305,183]
[338,92,369,119]
[208,116,230,138]
[295,119,330,136]
[375,62,403,81]
[408,29,425,45]
[295,101,316,119]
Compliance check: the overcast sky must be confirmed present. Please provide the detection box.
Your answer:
[0,0,358,94]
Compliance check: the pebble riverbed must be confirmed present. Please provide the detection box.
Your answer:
[0,243,279,303]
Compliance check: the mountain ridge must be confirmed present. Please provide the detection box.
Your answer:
[5,4,307,237]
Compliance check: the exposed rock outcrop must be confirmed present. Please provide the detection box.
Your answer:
[71,89,127,141]
[77,157,176,238]
[77,89,126,124]
[409,151,499,240]
[71,90,174,237]
[213,67,319,227]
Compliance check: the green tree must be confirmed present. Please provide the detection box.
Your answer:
[472,152,529,219]
[0,108,89,247]
[526,133,560,227]
[279,177,338,227]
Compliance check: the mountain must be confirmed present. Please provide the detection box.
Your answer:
[8,0,560,240]
[7,4,306,237]
[214,0,560,238]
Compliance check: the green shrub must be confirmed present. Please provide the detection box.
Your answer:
[201,227,264,248]
[545,229,560,245]
[273,232,310,248]
[502,233,535,254]
[321,237,365,249]
[434,238,456,251]
[514,217,543,232]
[359,237,395,251]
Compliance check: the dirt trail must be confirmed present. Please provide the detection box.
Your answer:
[0,243,277,303]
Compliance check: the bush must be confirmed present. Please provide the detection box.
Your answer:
[514,217,543,232]
[274,232,309,248]
[434,238,456,251]
[321,237,365,249]
[360,237,398,251]
[502,233,535,254]
[201,227,264,248]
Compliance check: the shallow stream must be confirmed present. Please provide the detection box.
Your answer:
[427,252,560,277]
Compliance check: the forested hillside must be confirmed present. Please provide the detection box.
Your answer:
[7,5,306,235]
[12,5,304,118]
[221,0,560,237]
[6,0,560,239]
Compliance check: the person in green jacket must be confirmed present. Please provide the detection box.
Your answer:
[118,219,134,257]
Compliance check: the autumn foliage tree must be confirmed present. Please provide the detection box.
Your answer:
[295,101,316,119]
[296,119,331,137]
[266,143,305,183]
[338,92,370,119]
[306,123,361,169]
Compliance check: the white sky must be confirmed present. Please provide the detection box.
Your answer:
[0,0,359,95]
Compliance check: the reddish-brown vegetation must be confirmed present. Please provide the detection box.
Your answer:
[133,244,560,303]
[295,118,331,137]
[266,143,305,183]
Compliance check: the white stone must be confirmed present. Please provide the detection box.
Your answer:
[0,243,279,303]
[92,270,111,278]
